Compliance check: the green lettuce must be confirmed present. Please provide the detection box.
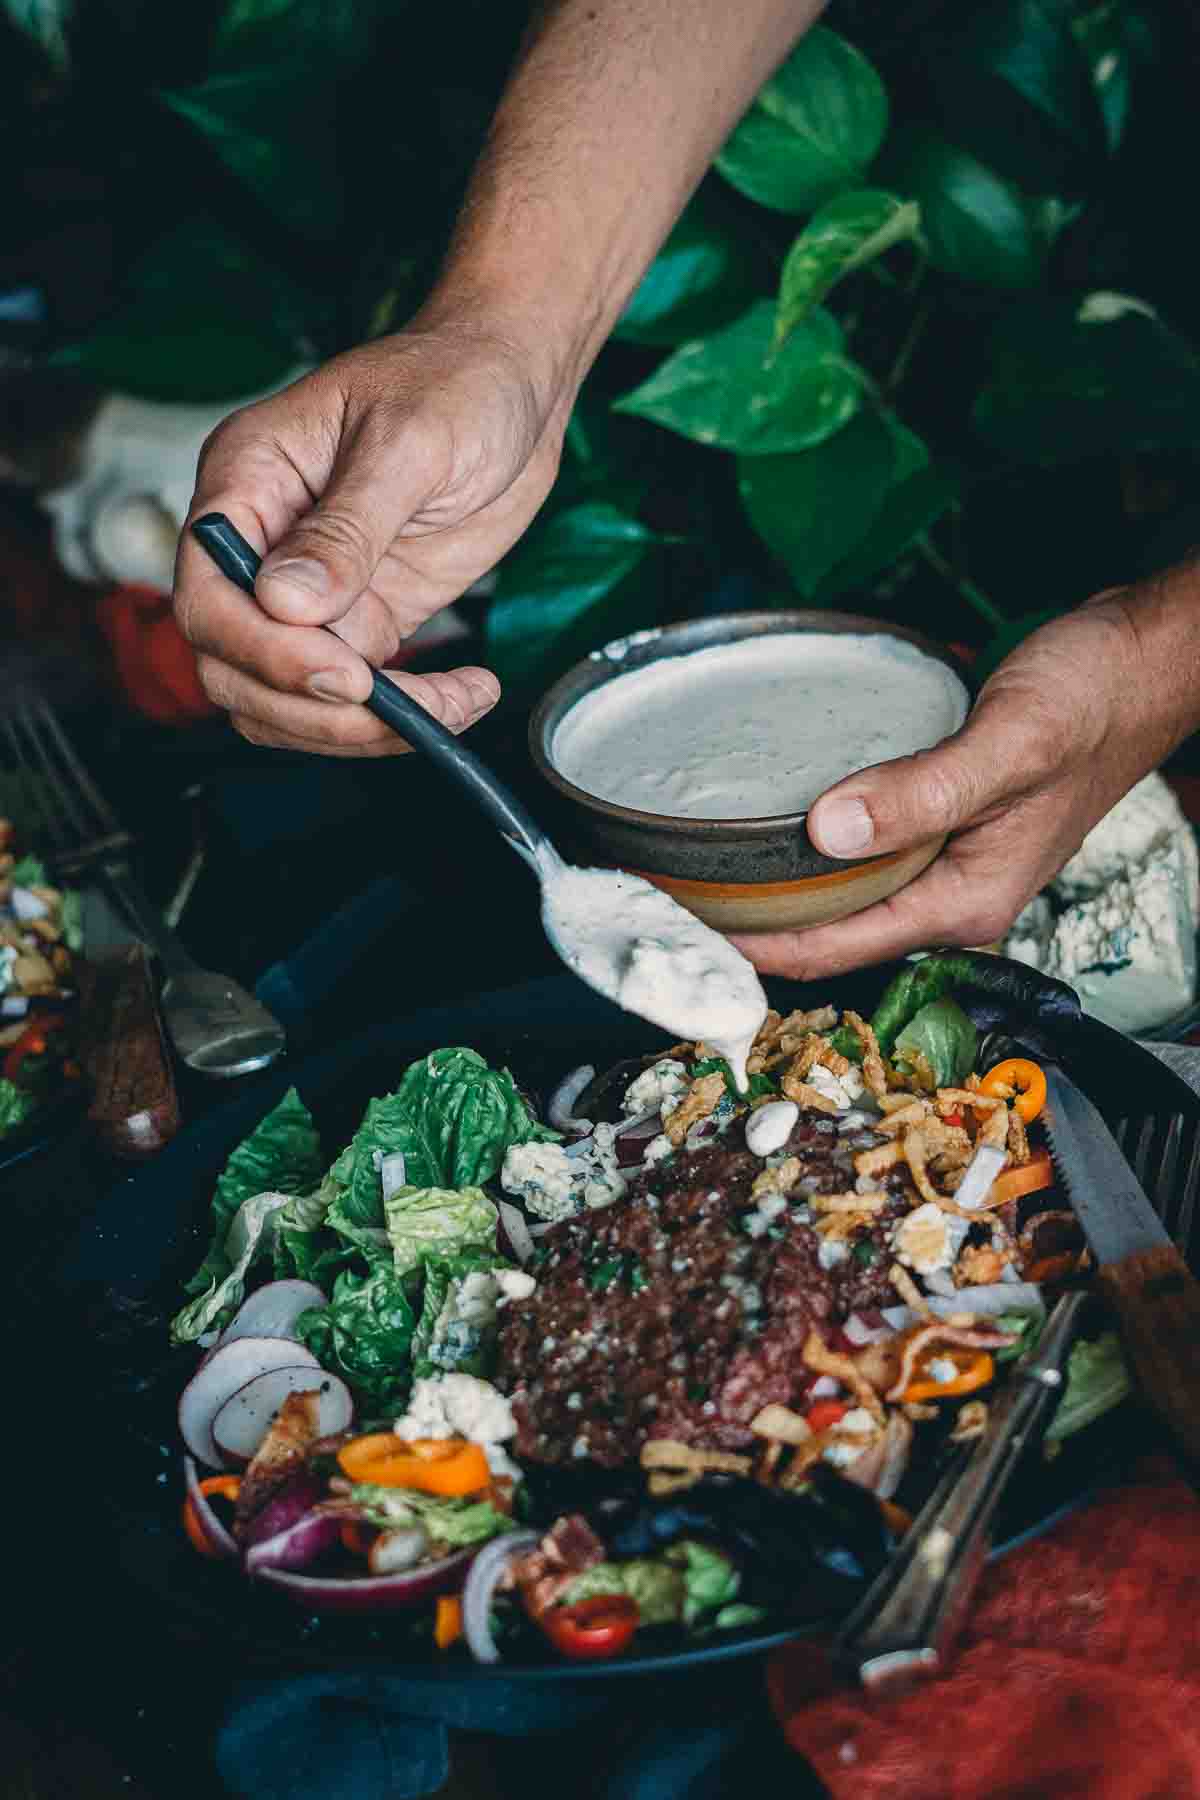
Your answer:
[375,1048,559,1191]
[1047,1332,1131,1442]
[0,1077,36,1136]
[411,1246,512,1380]
[171,1087,325,1342]
[10,853,48,887]
[892,997,978,1091]
[691,1057,777,1103]
[384,1184,499,1278]
[349,1485,516,1545]
[295,1260,416,1411]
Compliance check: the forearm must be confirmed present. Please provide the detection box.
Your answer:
[425,0,825,400]
[1092,556,1200,769]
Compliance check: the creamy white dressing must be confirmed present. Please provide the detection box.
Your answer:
[552,632,969,820]
[538,856,767,1089]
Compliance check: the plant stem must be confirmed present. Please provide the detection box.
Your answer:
[915,533,1006,630]
[885,296,932,395]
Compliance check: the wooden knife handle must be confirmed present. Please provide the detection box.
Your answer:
[1096,1244,1200,1468]
[76,944,181,1159]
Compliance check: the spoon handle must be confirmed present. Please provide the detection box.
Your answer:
[190,513,556,872]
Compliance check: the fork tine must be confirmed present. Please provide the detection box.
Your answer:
[1173,1118,1200,1255]
[1,712,73,852]
[33,698,121,836]
[9,704,94,846]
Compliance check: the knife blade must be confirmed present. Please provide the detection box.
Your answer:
[1042,1065,1200,1467]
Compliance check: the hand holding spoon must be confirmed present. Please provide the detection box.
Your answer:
[190,513,768,1085]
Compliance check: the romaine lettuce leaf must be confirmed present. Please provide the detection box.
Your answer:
[1046,1331,1131,1441]
[0,1077,36,1136]
[10,854,47,887]
[178,1087,324,1307]
[294,1261,416,1411]
[375,1048,559,1192]
[170,1189,298,1343]
[384,1184,498,1277]
[411,1246,512,1379]
[892,997,978,1091]
[349,1486,516,1545]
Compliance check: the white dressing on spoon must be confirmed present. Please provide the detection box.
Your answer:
[538,856,767,1091]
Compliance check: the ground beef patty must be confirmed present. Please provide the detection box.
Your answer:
[495,1110,918,1467]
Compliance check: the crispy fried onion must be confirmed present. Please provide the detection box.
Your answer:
[1007,1105,1031,1165]
[750,1403,812,1445]
[936,1087,1005,1115]
[854,1139,904,1178]
[802,1329,886,1425]
[884,1321,1016,1403]
[750,1156,801,1199]
[747,1006,839,1071]
[780,1071,840,1114]
[664,1070,726,1147]
[843,1010,888,1097]
[888,1262,933,1318]
[876,1099,932,1135]
[810,1189,889,1214]
[640,1437,752,1495]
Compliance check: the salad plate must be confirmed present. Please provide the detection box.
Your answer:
[49,956,1199,1684]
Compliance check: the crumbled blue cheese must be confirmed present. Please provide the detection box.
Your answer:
[622,1058,690,1117]
[806,1062,867,1111]
[0,946,15,997]
[424,1271,500,1372]
[817,1237,850,1270]
[822,1407,879,1467]
[1002,772,1198,1033]
[745,1099,798,1158]
[502,1140,576,1221]
[394,1373,519,1479]
[494,1269,536,1306]
[743,1191,789,1238]
[927,1357,959,1385]
[892,1202,968,1275]
[501,1129,626,1221]
[643,1133,674,1166]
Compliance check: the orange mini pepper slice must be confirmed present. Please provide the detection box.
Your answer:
[901,1347,995,1404]
[182,1474,241,1557]
[337,1434,490,1496]
[980,1058,1047,1123]
[435,1595,464,1650]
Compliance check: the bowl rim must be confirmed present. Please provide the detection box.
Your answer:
[528,608,974,839]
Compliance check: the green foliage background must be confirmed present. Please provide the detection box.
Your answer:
[5,0,1199,691]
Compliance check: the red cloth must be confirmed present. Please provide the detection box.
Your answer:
[768,1457,1200,1799]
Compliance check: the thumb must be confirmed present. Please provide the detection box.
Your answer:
[806,696,1029,860]
[255,419,441,626]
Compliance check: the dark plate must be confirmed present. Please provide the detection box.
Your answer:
[49,957,1199,1685]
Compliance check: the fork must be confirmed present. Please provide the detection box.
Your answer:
[2,700,286,1078]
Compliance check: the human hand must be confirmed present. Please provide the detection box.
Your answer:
[173,309,571,755]
[733,598,1172,979]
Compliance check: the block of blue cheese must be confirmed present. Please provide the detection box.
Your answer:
[1003,773,1199,1035]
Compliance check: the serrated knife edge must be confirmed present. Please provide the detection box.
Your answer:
[1041,1066,1171,1269]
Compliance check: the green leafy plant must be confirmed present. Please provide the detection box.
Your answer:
[6,0,1194,687]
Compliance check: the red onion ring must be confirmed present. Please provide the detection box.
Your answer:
[462,1530,539,1663]
[548,1065,595,1130]
[183,1456,238,1560]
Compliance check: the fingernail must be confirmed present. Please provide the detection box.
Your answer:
[813,796,874,858]
[262,557,328,613]
[308,669,354,701]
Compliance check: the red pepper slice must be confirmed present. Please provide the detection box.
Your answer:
[539,1594,640,1660]
[805,1399,849,1433]
[2,1014,66,1084]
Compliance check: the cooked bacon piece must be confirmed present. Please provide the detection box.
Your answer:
[233,1389,320,1539]
[512,1513,607,1618]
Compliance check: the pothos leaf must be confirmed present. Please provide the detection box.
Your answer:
[889,128,1045,289]
[2,0,71,69]
[716,28,888,214]
[615,187,768,347]
[775,191,921,346]
[615,301,863,455]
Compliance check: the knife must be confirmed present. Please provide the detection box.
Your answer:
[1042,1065,1200,1466]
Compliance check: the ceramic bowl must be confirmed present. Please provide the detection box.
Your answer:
[528,610,973,934]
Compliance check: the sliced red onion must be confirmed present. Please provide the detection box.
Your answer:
[462,1530,539,1664]
[498,1200,536,1267]
[548,1065,595,1131]
[367,1525,429,1575]
[257,1545,477,1614]
[528,1221,556,1238]
[842,1311,894,1346]
[954,1143,1009,1211]
[184,1456,238,1560]
[843,1412,912,1499]
[245,1508,343,1575]
[881,1305,914,1332]
[614,1109,660,1139]
[242,1471,326,1548]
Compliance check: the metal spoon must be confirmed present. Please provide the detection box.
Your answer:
[190,513,562,880]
